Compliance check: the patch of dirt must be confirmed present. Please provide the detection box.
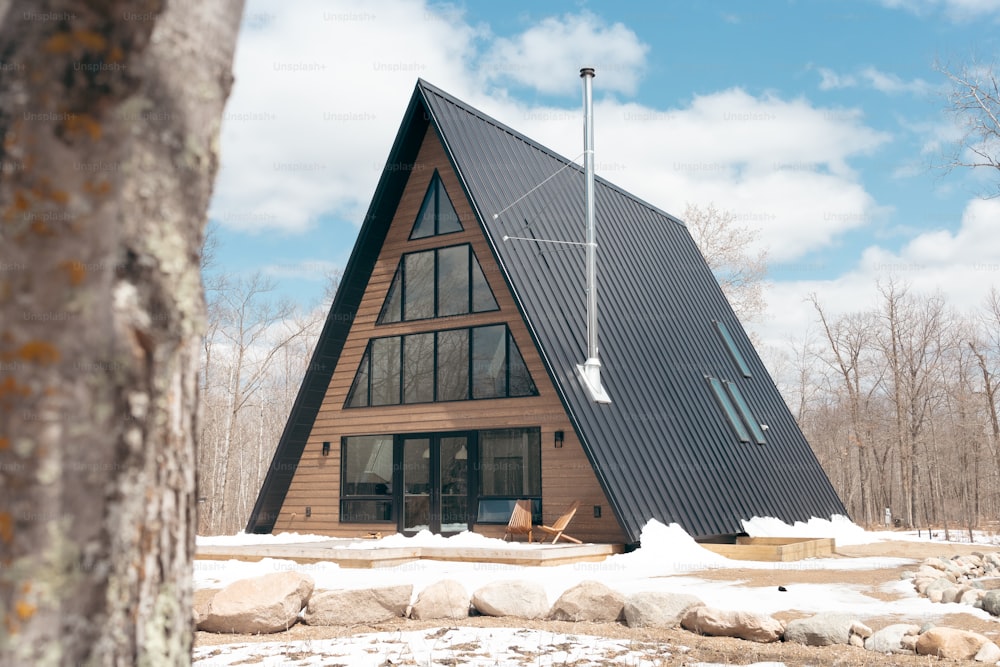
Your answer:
[193,539,1000,666]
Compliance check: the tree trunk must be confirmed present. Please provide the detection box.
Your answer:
[0,1,242,664]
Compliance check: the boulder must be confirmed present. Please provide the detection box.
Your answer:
[680,606,783,643]
[865,623,920,654]
[410,580,470,620]
[942,585,969,604]
[915,627,991,660]
[977,641,1000,663]
[623,592,704,629]
[924,577,955,603]
[471,580,548,619]
[198,571,314,634]
[304,585,411,626]
[783,613,864,646]
[548,581,624,622]
[962,589,986,606]
[982,590,1000,616]
[971,577,1000,590]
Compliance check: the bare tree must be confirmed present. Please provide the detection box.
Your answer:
[938,60,1000,196]
[684,203,768,321]
[0,1,242,663]
[810,296,882,526]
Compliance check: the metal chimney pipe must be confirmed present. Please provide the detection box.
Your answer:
[578,67,611,404]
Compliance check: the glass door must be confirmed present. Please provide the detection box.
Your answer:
[439,435,469,533]
[401,437,431,532]
[398,433,471,535]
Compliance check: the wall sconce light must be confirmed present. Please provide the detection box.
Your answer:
[554,430,564,448]
[305,506,311,518]
[322,441,330,456]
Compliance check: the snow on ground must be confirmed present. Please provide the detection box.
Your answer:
[194,516,1000,666]
[193,627,682,667]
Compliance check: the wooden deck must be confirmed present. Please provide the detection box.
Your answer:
[196,540,624,569]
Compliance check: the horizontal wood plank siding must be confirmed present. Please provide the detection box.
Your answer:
[276,126,625,543]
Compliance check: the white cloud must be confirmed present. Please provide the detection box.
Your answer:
[859,67,935,95]
[210,0,482,234]
[482,12,648,96]
[752,197,1000,355]
[211,1,890,265]
[879,0,1000,20]
[262,259,342,282]
[813,65,935,95]
[817,67,857,90]
[489,88,888,262]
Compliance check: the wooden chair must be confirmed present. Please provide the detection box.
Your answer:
[504,499,534,542]
[537,501,582,544]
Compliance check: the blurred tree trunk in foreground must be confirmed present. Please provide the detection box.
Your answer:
[0,0,242,664]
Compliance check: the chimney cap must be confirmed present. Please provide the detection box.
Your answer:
[579,67,596,78]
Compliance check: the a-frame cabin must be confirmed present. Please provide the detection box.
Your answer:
[246,80,846,545]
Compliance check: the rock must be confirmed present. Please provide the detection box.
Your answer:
[680,606,783,643]
[982,590,1000,616]
[199,571,314,634]
[623,592,704,629]
[921,558,948,571]
[925,577,955,603]
[962,589,986,606]
[472,580,548,619]
[975,642,1000,665]
[915,627,991,660]
[898,570,915,580]
[900,634,918,652]
[850,620,873,638]
[410,580,470,620]
[304,585,411,625]
[849,634,865,648]
[548,581,624,622]
[783,613,860,646]
[940,586,963,604]
[865,623,920,654]
[977,578,1000,592]
[977,641,1000,663]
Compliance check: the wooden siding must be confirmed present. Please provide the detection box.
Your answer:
[276,126,625,544]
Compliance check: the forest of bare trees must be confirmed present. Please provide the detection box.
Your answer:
[793,284,1000,538]
[197,236,339,534]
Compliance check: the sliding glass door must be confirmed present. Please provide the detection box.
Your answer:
[399,433,470,534]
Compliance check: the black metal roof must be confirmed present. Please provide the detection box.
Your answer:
[247,80,847,542]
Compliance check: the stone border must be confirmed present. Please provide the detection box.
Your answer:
[196,569,1000,663]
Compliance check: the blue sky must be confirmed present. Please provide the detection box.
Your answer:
[209,0,1000,357]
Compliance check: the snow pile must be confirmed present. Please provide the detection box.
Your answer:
[609,519,730,574]
[741,514,876,546]
[345,528,535,550]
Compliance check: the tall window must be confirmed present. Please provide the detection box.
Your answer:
[476,428,542,524]
[340,436,394,523]
[378,244,498,324]
[345,324,538,407]
[410,170,463,239]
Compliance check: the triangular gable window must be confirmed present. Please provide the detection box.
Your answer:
[377,244,498,324]
[410,170,463,239]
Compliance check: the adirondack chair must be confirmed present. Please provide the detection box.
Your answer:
[503,499,534,542]
[537,500,582,544]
